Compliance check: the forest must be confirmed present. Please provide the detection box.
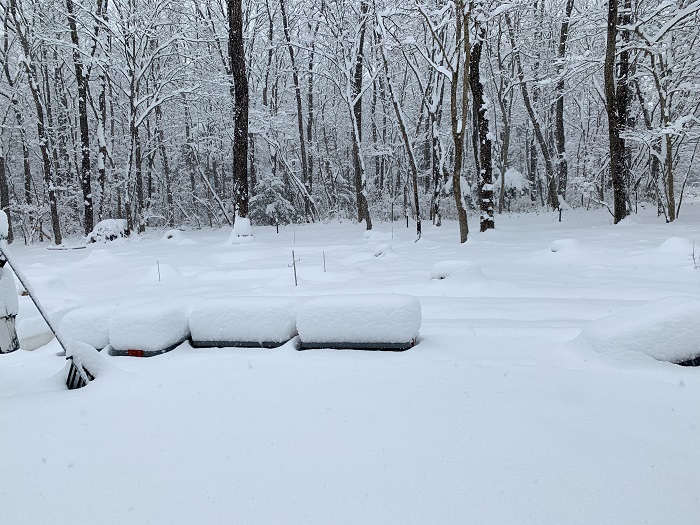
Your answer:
[0,0,698,245]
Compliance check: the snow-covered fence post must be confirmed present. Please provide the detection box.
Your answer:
[0,211,19,353]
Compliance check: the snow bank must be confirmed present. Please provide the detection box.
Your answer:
[297,294,421,346]
[59,306,114,349]
[109,303,189,355]
[86,219,129,244]
[431,260,486,281]
[576,296,700,364]
[190,297,298,347]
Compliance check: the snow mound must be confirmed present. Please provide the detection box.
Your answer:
[59,306,114,349]
[297,294,421,344]
[228,216,253,244]
[576,296,700,364]
[65,340,108,378]
[86,219,130,244]
[431,260,486,281]
[109,303,189,353]
[363,230,392,241]
[655,237,693,254]
[17,316,54,351]
[79,249,115,265]
[16,275,68,297]
[549,239,582,253]
[190,297,298,346]
[161,229,184,242]
[373,243,396,258]
[141,263,182,283]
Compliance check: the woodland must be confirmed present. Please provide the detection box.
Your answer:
[0,0,698,245]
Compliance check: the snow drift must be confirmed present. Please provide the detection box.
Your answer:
[576,296,700,364]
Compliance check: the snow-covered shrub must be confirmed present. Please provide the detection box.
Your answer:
[494,168,530,211]
[250,173,300,226]
[85,219,130,244]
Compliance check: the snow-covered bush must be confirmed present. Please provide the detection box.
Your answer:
[85,219,130,244]
[250,173,300,226]
[494,168,530,211]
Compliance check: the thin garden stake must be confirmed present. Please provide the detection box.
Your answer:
[157,260,161,282]
[289,250,300,286]
[323,251,326,272]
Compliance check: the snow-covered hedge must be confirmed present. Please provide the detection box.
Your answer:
[86,219,130,244]
[190,297,298,347]
[109,304,189,356]
[576,296,700,364]
[297,294,421,349]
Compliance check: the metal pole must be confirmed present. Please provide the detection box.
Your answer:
[0,240,69,354]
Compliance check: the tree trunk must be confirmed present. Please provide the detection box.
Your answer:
[378,19,421,239]
[9,0,62,245]
[66,0,94,234]
[554,0,575,202]
[469,24,494,232]
[450,0,471,243]
[505,12,557,210]
[604,0,630,223]
[351,0,371,230]
[280,0,312,220]
[227,0,249,220]
[0,156,13,243]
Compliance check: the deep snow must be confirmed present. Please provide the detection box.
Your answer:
[1,206,700,524]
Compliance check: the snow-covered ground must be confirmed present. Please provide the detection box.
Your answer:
[2,205,700,524]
